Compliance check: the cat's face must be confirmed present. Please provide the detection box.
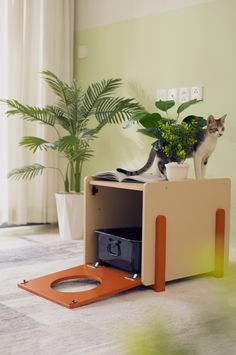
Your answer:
[207,114,226,138]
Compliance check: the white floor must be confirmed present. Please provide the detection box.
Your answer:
[0,226,236,355]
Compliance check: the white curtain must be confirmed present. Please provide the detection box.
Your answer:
[0,0,74,225]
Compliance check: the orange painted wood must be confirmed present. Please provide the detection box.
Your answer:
[153,215,166,292]
[18,264,141,308]
[214,208,225,277]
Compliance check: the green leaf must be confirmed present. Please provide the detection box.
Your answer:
[3,99,56,126]
[182,115,207,128]
[123,110,149,129]
[41,70,82,111]
[78,128,98,142]
[8,164,45,180]
[95,97,141,124]
[54,136,79,152]
[80,79,123,118]
[139,113,162,128]
[177,99,202,115]
[69,148,94,163]
[19,136,54,153]
[47,106,74,134]
[131,110,149,121]
[155,100,175,112]
[54,136,93,163]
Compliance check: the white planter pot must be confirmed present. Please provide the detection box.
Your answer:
[55,193,84,240]
[165,162,189,181]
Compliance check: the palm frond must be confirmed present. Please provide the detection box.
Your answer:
[54,136,80,153]
[4,99,55,126]
[54,136,93,162]
[41,70,70,103]
[19,136,54,153]
[47,105,74,133]
[95,97,142,124]
[8,164,45,180]
[47,98,87,135]
[68,148,94,163]
[78,120,107,143]
[80,79,122,118]
[49,105,86,136]
[41,71,82,118]
[69,105,79,134]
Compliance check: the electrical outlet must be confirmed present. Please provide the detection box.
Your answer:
[179,87,190,103]
[167,88,178,102]
[156,89,167,101]
[190,86,203,100]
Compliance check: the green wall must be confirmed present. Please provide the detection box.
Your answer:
[75,0,236,245]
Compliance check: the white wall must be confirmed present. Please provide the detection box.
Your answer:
[76,0,213,30]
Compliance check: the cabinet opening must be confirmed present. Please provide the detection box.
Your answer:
[85,184,143,270]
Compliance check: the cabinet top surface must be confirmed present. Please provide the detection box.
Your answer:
[88,177,230,192]
[89,179,144,191]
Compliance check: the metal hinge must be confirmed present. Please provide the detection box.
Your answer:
[87,261,100,269]
[124,273,139,281]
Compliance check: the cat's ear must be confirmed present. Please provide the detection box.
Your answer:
[207,115,215,126]
[220,114,227,124]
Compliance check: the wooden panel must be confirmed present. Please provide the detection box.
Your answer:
[84,177,143,264]
[18,264,141,309]
[90,179,144,191]
[142,179,230,285]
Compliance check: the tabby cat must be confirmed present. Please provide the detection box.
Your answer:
[117,114,226,180]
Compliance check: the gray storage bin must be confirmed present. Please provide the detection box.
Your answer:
[96,227,142,273]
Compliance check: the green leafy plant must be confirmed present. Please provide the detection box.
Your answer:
[3,71,141,192]
[130,99,206,163]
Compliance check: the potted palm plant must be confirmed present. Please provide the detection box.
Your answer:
[3,71,141,239]
[129,99,206,180]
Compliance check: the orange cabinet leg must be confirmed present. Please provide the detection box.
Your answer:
[214,208,225,278]
[153,215,166,292]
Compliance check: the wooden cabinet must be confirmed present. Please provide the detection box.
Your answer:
[84,177,230,287]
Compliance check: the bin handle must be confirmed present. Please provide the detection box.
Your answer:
[107,240,121,257]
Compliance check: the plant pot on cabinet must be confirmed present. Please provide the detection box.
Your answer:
[165,162,189,181]
[55,193,84,240]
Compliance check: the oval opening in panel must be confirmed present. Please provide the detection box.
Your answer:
[53,278,100,292]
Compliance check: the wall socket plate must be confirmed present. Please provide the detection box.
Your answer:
[190,86,203,100]
[168,88,178,102]
[179,87,190,103]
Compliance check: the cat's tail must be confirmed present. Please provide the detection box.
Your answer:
[116,148,156,176]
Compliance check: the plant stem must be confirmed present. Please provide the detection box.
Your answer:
[75,159,82,193]
[69,162,75,191]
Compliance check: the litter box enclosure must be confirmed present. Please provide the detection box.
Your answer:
[85,177,230,286]
[18,177,230,308]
